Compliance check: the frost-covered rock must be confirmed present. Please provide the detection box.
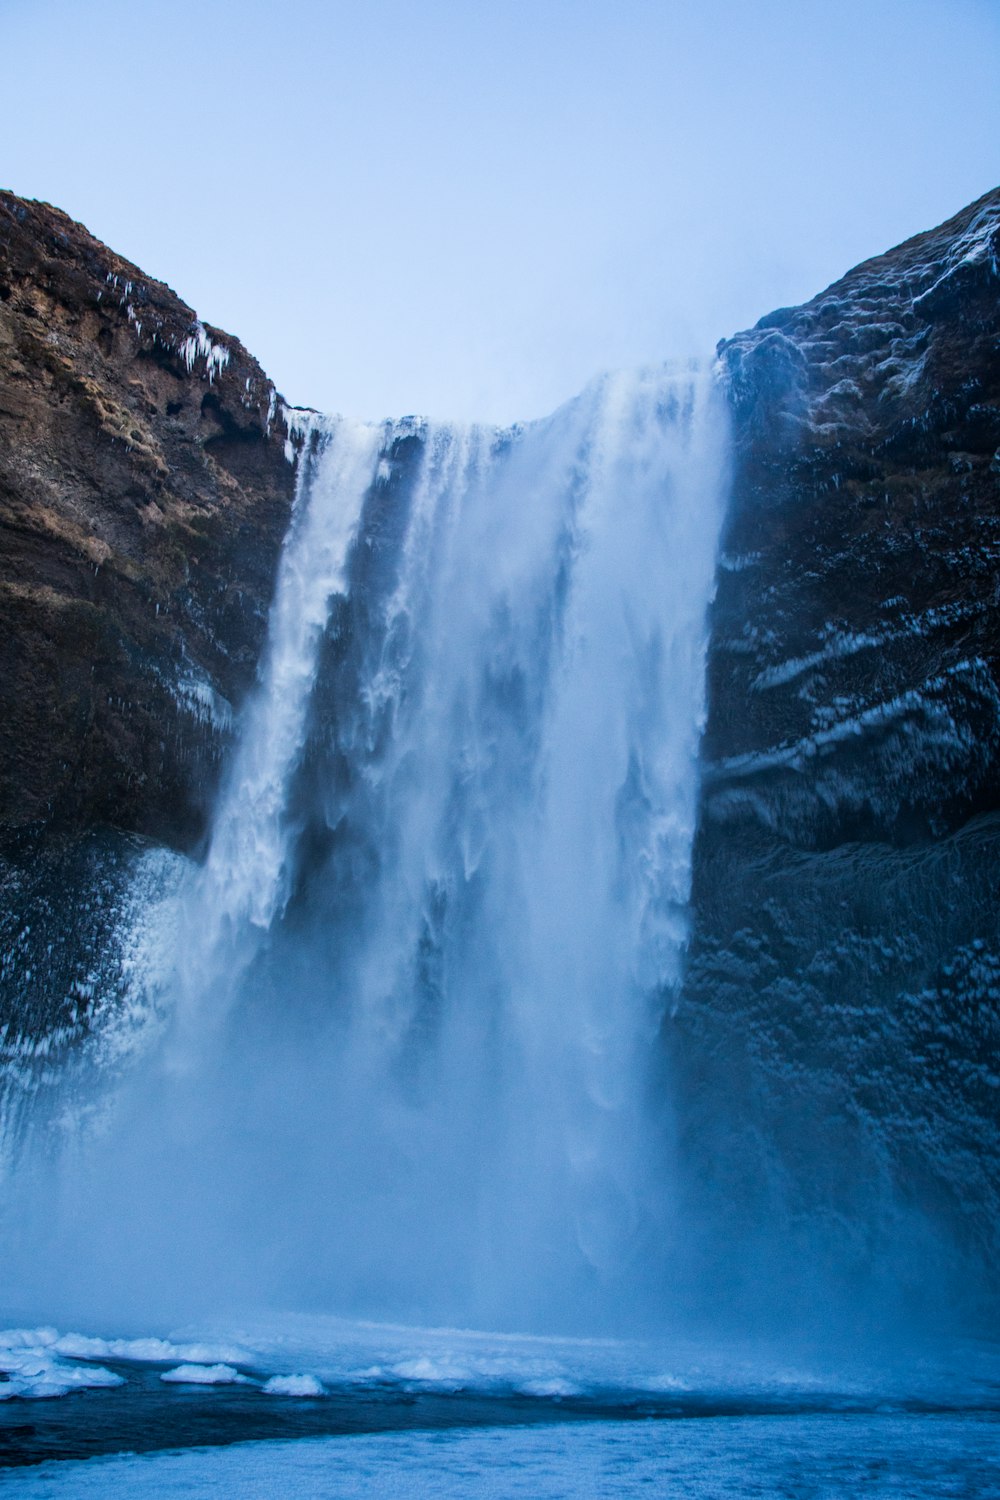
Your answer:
[0,191,308,1054]
[676,186,1000,1322]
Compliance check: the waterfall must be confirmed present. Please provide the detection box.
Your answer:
[2,365,729,1333]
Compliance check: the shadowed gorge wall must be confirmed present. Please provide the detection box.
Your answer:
[676,187,1000,1322]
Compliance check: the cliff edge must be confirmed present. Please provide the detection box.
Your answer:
[0,191,299,855]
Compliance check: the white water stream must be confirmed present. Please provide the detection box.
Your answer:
[3,365,729,1334]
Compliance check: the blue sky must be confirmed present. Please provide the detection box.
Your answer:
[3,0,999,422]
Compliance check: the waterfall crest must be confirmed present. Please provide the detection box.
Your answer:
[3,366,730,1333]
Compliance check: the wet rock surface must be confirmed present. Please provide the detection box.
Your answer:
[709,186,1000,844]
[678,187,1000,1312]
[0,191,298,856]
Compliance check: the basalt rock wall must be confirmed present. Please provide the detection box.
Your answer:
[677,187,1000,1318]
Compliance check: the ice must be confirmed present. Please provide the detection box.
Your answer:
[170,673,234,732]
[280,402,317,462]
[177,321,230,383]
[518,1376,583,1397]
[50,1334,253,1365]
[160,1363,249,1385]
[0,1328,123,1401]
[0,1325,269,1402]
[262,1373,324,1396]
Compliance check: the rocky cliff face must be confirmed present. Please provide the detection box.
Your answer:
[0,192,299,855]
[676,187,1000,1318]
[711,186,1000,843]
[0,191,299,1054]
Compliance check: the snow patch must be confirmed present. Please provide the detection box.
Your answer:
[262,1373,324,1396]
[160,1363,249,1385]
[751,602,979,695]
[51,1333,252,1366]
[0,1329,123,1401]
[518,1377,582,1398]
[752,631,884,692]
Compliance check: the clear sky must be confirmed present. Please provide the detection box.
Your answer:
[2,0,999,423]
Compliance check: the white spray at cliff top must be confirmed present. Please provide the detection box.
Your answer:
[5,365,729,1333]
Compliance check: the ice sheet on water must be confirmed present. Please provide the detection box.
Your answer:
[184,1312,655,1397]
[518,1377,583,1397]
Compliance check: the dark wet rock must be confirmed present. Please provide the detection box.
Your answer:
[709,189,1000,846]
[677,187,1000,1317]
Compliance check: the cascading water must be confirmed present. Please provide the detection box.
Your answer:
[2,365,729,1334]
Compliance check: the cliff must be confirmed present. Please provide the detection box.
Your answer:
[0,191,299,856]
[2,184,999,1310]
[677,186,1000,1313]
[710,186,1000,843]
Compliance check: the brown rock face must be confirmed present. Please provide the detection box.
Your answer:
[0,191,299,855]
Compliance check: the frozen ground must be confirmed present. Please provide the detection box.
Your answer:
[5,1313,1000,1410]
[2,1315,999,1491]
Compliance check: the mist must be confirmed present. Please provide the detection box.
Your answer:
[2,371,729,1338]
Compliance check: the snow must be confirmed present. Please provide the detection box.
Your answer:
[160,1363,249,1385]
[0,1326,255,1396]
[49,1333,253,1366]
[914,205,1000,309]
[714,657,991,784]
[752,602,978,695]
[752,630,885,692]
[0,1316,799,1408]
[0,1328,123,1401]
[262,1373,324,1396]
[518,1377,583,1397]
